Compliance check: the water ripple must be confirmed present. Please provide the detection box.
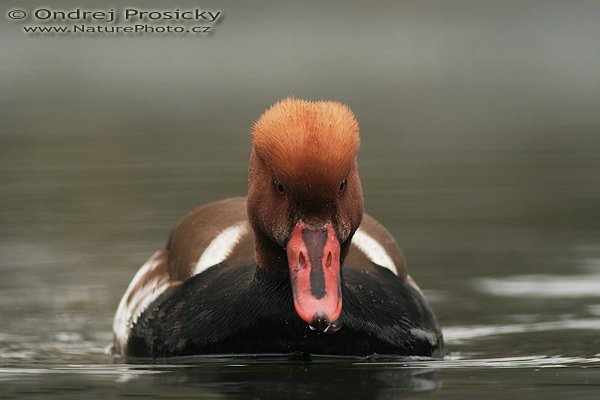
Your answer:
[362,355,600,369]
[475,273,600,298]
[443,318,600,344]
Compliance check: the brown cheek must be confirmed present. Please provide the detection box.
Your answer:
[266,194,290,245]
[248,173,271,232]
[252,180,291,245]
[337,175,363,241]
[336,201,355,241]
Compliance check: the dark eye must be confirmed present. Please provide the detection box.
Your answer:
[338,179,347,194]
[274,179,286,196]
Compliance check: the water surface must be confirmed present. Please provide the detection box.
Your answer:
[1,131,599,399]
[2,0,600,398]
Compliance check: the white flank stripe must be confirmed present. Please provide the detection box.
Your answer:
[410,328,440,346]
[193,222,248,276]
[352,228,397,275]
[128,280,170,325]
[112,252,169,352]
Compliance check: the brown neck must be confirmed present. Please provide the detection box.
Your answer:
[253,230,288,273]
[339,238,352,267]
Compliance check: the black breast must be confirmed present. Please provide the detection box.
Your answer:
[127,264,443,359]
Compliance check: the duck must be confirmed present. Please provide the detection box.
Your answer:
[112,98,443,359]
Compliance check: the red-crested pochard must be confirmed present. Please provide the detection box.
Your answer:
[113,98,443,359]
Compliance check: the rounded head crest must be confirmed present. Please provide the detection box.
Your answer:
[252,98,360,185]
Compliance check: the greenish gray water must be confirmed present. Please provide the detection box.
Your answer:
[2,0,600,398]
[1,130,599,399]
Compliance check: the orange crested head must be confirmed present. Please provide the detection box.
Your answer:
[252,98,360,190]
[248,98,364,330]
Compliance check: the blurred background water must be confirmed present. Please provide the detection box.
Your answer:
[1,0,600,398]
